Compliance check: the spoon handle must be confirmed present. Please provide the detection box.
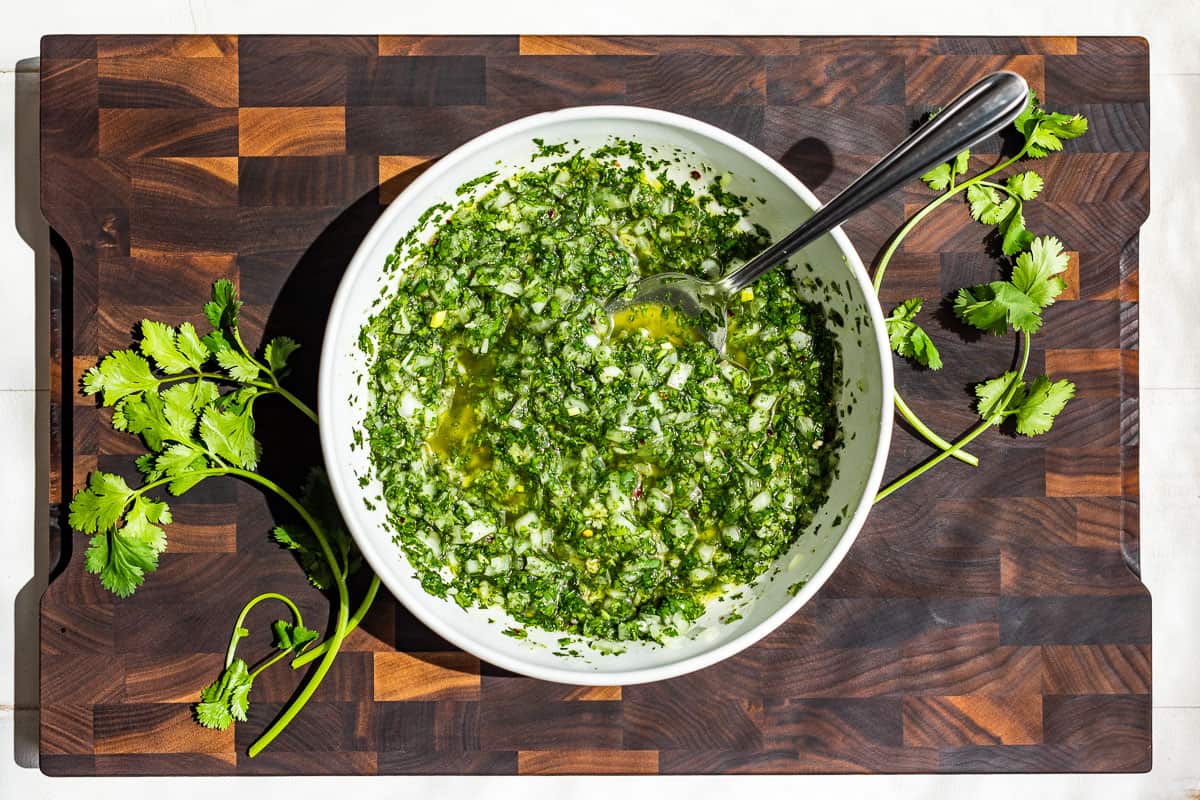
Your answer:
[718,70,1029,295]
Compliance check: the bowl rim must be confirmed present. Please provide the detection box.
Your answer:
[318,104,894,685]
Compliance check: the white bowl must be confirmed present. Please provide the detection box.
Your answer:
[319,106,893,685]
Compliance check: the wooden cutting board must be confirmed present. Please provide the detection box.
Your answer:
[40,34,1150,776]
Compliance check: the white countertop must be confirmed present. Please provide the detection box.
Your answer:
[2,1,1198,797]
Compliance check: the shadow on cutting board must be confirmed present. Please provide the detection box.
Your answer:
[257,159,459,661]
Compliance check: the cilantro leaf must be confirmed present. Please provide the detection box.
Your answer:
[69,471,135,533]
[154,442,210,486]
[85,529,158,598]
[885,298,942,370]
[122,494,171,554]
[955,280,1043,335]
[1011,235,1070,308]
[202,329,233,356]
[272,619,319,652]
[204,278,242,330]
[161,383,200,441]
[1006,171,1044,201]
[176,322,210,368]
[998,204,1034,257]
[199,405,260,470]
[975,371,1075,436]
[955,237,1071,335]
[966,183,1032,256]
[216,348,262,382]
[264,337,300,375]
[975,371,1027,420]
[921,149,970,191]
[195,616,318,732]
[953,149,970,177]
[82,350,158,407]
[921,162,953,192]
[1014,376,1075,435]
[74,478,172,598]
[196,658,252,730]
[114,391,175,452]
[273,469,359,590]
[1014,90,1089,158]
[135,453,157,477]
[140,320,195,374]
[966,184,1014,225]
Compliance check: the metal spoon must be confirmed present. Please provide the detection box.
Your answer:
[606,71,1030,352]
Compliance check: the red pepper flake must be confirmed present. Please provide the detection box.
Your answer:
[690,170,701,180]
[547,208,556,218]
[631,485,644,501]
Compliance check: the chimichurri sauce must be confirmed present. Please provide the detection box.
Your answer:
[361,140,839,644]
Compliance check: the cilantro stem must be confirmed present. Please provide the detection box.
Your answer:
[270,382,319,425]
[219,592,317,682]
[871,143,1033,467]
[152,370,318,426]
[225,592,307,668]
[875,330,1031,501]
[977,179,1015,195]
[130,462,353,757]
[218,468,350,759]
[289,574,381,669]
[233,328,273,378]
[893,393,979,468]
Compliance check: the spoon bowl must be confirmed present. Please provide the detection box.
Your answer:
[606,271,730,351]
[606,71,1030,348]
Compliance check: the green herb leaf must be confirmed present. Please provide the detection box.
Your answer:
[1006,171,1044,201]
[954,236,1072,336]
[161,383,200,441]
[998,204,1034,257]
[974,371,1027,420]
[199,405,260,470]
[203,278,242,330]
[966,184,1014,225]
[953,149,971,176]
[1014,90,1089,158]
[154,442,210,485]
[885,298,942,370]
[176,322,210,368]
[74,478,172,598]
[216,348,262,382]
[264,336,300,375]
[1014,375,1075,435]
[273,469,359,591]
[196,658,252,730]
[82,350,159,407]
[921,149,970,191]
[921,162,953,192]
[69,471,135,534]
[140,320,194,374]
[271,619,319,652]
[85,529,158,598]
[1011,235,1070,309]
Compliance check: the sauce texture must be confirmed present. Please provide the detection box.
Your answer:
[361,141,839,643]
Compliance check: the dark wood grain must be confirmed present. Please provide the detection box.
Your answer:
[41,34,1149,776]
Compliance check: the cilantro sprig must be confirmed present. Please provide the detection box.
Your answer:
[885,298,942,370]
[71,280,381,757]
[196,594,318,731]
[872,90,1086,500]
[72,280,310,595]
